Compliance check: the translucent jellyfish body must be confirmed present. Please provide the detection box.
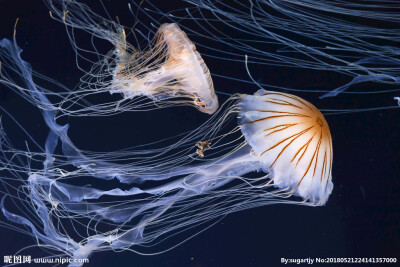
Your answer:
[112,23,218,114]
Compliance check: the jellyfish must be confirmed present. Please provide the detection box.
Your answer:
[111,23,218,114]
[24,0,218,118]
[133,89,334,203]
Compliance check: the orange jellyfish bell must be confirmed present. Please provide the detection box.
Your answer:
[112,23,218,114]
[238,89,333,205]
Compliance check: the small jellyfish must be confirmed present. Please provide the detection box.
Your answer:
[13,0,220,117]
[111,23,218,114]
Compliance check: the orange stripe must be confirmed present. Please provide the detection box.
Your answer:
[269,127,312,168]
[247,114,310,124]
[261,126,314,157]
[264,123,299,137]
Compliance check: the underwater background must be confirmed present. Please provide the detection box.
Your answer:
[0,0,399,266]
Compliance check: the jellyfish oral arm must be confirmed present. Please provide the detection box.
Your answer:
[128,144,262,194]
[111,61,186,100]
[181,144,262,193]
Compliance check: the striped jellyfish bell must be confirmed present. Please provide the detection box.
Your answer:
[238,89,333,205]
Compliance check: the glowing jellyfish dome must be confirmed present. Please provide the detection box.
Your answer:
[0,0,399,266]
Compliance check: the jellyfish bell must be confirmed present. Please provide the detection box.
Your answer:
[111,23,218,114]
[238,89,333,204]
